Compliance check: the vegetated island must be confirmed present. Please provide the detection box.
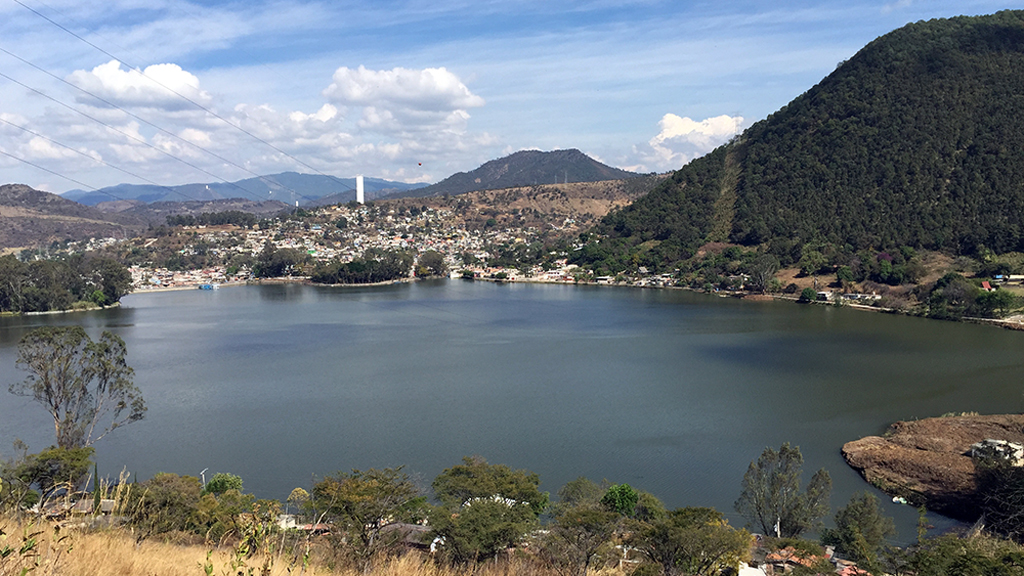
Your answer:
[842,413,1024,522]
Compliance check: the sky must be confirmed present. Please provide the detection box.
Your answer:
[0,0,1016,194]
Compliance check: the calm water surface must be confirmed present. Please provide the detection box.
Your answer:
[2,280,1022,540]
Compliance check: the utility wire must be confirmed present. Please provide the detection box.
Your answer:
[0,69,289,202]
[0,45,321,204]
[12,0,357,196]
[0,116,204,203]
[0,148,101,192]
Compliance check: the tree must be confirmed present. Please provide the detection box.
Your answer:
[431,456,548,516]
[734,443,831,537]
[11,326,146,449]
[430,457,548,563]
[977,289,1019,318]
[601,483,639,516]
[634,491,668,522]
[417,250,448,277]
[92,257,132,305]
[976,458,1024,542]
[202,472,243,496]
[555,477,605,512]
[195,485,254,541]
[126,473,202,542]
[821,491,896,569]
[798,250,828,277]
[253,240,306,278]
[836,265,855,288]
[907,533,1024,576]
[540,505,619,576]
[747,254,780,294]
[799,287,818,303]
[632,507,752,576]
[429,494,537,564]
[539,477,619,576]
[11,445,94,500]
[286,487,310,516]
[313,467,425,568]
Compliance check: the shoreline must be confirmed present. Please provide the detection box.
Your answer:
[13,301,121,317]
[842,413,1024,521]
[118,275,1024,332]
[477,276,1024,332]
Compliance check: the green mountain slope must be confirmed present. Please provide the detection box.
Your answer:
[578,10,1024,272]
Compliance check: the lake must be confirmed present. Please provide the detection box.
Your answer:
[2,280,1021,540]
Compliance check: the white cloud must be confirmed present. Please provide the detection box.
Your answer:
[24,136,98,162]
[623,113,744,172]
[324,66,484,112]
[67,60,212,111]
[231,102,345,144]
[652,113,744,151]
[289,104,339,124]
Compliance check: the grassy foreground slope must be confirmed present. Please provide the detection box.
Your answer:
[579,10,1024,272]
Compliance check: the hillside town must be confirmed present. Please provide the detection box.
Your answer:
[124,200,612,290]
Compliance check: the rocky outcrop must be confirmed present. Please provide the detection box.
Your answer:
[842,414,1024,521]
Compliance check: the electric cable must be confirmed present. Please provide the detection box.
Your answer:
[11,0,357,196]
[0,45,323,204]
[0,115,207,203]
[0,69,296,202]
[0,148,102,192]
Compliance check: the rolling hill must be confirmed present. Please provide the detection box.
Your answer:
[0,184,144,250]
[387,149,642,198]
[576,10,1024,272]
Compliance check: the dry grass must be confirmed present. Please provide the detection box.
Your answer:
[1,515,630,576]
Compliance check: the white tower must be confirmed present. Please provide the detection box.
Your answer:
[356,175,365,204]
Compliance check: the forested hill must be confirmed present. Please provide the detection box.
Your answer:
[577,10,1024,272]
[389,149,641,198]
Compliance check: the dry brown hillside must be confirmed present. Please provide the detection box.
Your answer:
[382,175,665,238]
[0,184,143,251]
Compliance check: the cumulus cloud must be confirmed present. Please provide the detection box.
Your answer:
[324,66,484,111]
[67,60,212,111]
[231,103,344,144]
[11,59,494,187]
[23,136,101,164]
[624,113,744,172]
[652,113,744,152]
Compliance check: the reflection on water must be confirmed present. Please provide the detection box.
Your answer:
[1,281,1019,541]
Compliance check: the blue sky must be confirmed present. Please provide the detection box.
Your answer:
[0,0,1015,193]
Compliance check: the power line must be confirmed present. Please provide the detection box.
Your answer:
[12,0,357,196]
[0,116,206,203]
[0,45,322,204]
[0,148,101,192]
[0,69,289,202]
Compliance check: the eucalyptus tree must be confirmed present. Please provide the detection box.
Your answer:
[734,443,831,538]
[11,326,146,449]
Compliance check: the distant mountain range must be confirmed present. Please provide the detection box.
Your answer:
[576,9,1024,271]
[64,172,427,206]
[386,149,643,198]
[61,149,642,208]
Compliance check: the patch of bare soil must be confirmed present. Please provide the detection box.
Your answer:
[917,251,956,284]
[842,414,1024,520]
[775,268,815,290]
